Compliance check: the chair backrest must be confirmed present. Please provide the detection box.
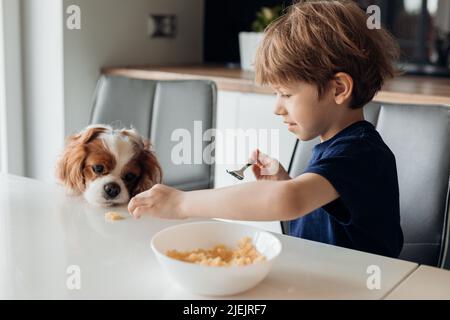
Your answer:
[90,74,217,191]
[287,102,450,267]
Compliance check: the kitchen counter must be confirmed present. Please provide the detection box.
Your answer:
[102,65,450,106]
[385,265,450,299]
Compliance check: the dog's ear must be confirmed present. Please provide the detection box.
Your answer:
[119,127,145,149]
[56,126,107,193]
[133,140,162,196]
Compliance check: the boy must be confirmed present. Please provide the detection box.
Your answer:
[128,0,404,258]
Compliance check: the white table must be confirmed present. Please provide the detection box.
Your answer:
[385,265,450,300]
[0,174,419,299]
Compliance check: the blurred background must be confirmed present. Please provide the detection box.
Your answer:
[205,0,450,76]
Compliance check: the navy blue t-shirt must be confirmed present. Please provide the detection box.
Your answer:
[289,120,404,258]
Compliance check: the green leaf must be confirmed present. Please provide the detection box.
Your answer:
[250,5,284,32]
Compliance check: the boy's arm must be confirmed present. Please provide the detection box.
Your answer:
[128,173,339,221]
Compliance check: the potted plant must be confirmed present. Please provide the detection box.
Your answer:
[239,6,283,71]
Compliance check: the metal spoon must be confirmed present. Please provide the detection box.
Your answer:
[226,163,253,180]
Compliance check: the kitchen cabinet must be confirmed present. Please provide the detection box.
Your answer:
[214,91,297,187]
[214,91,297,233]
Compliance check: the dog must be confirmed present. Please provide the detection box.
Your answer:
[56,125,162,206]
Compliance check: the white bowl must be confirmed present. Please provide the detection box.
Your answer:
[151,221,282,296]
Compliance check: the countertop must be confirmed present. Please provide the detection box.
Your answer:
[102,65,450,106]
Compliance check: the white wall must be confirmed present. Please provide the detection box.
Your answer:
[0,0,25,175]
[21,0,65,182]
[20,0,204,182]
[63,0,204,136]
[0,0,5,173]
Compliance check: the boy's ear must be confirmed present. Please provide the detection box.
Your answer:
[332,72,353,106]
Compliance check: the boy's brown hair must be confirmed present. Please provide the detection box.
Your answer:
[254,0,400,109]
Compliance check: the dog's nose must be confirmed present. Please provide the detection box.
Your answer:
[104,182,121,199]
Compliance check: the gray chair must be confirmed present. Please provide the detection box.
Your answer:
[90,74,217,191]
[285,102,450,268]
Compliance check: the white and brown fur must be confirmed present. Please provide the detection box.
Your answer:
[56,125,162,206]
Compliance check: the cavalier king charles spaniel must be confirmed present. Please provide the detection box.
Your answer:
[56,125,162,206]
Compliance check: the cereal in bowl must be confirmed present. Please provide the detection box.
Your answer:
[166,237,266,266]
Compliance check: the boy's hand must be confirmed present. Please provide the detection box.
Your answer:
[250,149,291,181]
[128,184,187,220]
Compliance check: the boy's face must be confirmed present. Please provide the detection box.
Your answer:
[271,81,338,141]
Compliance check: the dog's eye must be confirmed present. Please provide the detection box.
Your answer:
[92,165,104,174]
[123,172,137,182]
